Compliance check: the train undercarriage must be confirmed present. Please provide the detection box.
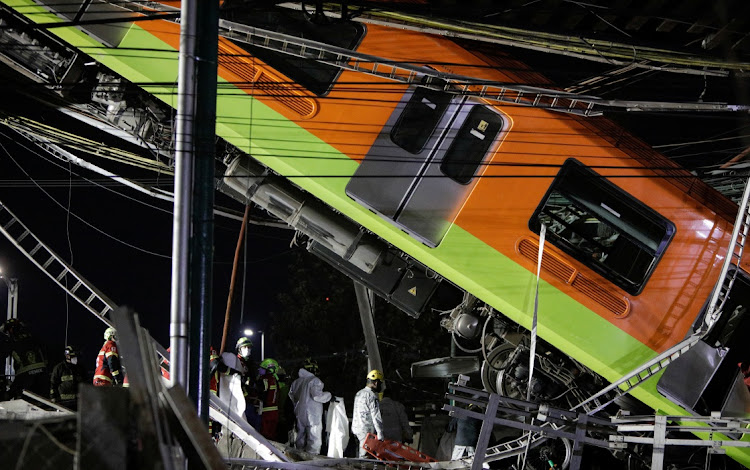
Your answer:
[2,3,750,468]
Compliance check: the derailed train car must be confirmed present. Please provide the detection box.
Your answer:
[1,0,749,466]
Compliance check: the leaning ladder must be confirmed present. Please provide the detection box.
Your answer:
[0,199,285,458]
[572,175,750,414]
[213,18,750,116]
[0,200,115,325]
[120,1,750,115]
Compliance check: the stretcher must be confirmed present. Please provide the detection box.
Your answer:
[362,433,437,463]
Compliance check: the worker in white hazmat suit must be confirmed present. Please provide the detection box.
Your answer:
[351,369,385,457]
[288,358,331,454]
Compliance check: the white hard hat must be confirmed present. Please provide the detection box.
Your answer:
[104,327,117,341]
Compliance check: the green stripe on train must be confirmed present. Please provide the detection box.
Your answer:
[6,3,746,465]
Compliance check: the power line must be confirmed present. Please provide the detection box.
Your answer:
[0,140,173,258]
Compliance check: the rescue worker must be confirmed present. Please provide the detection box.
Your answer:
[94,327,123,386]
[237,336,261,428]
[258,358,280,440]
[275,365,291,442]
[288,358,331,454]
[0,319,49,398]
[216,337,260,426]
[159,347,171,381]
[380,387,413,444]
[351,369,385,457]
[208,346,220,396]
[216,337,252,378]
[49,345,85,409]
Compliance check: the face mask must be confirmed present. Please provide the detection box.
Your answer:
[69,357,78,365]
[239,347,251,359]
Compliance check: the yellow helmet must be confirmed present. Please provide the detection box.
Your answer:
[366,369,384,381]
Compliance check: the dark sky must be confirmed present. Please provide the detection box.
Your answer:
[0,114,300,371]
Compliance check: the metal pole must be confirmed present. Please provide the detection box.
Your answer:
[261,332,265,361]
[471,393,499,470]
[2,277,17,382]
[3,278,18,320]
[169,0,198,390]
[188,0,219,422]
[354,281,383,375]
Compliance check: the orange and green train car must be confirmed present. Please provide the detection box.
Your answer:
[2,0,749,465]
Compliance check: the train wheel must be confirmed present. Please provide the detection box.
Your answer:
[525,437,572,470]
[480,342,518,396]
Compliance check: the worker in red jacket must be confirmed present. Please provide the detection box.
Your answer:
[258,358,280,440]
[94,327,123,386]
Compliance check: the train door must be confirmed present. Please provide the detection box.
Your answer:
[346,85,508,247]
[345,83,463,220]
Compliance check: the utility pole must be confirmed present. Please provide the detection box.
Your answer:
[170,0,219,423]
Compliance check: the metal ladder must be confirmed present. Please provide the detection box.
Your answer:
[572,175,750,415]
[103,2,749,115]
[213,18,750,116]
[0,201,116,326]
[0,199,287,458]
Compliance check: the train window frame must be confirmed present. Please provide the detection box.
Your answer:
[439,105,505,184]
[226,9,366,97]
[390,82,454,154]
[529,159,675,295]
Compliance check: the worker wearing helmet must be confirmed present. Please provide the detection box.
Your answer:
[351,369,385,457]
[236,337,253,365]
[94,327,123,386]
[288,358,331,454]
[258,358,280,440]
[235,336,262,428]
[302,357,319,376]
[0,318,49,398]
[50,345,86,409]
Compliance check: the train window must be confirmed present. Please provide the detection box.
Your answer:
[529,159,675,295]
[390,84,453,154]
[440,106,505,184]
[225,9,366,96]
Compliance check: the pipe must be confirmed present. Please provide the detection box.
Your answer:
[355,281,383,376]
[222,156,384,273]
[169,0,198,390]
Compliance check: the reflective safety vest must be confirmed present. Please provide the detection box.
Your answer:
[50,360,84,402]
[209,348,220,395]
[94,340,122,385]
[10,334,46,375]
[261,374,278,413]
